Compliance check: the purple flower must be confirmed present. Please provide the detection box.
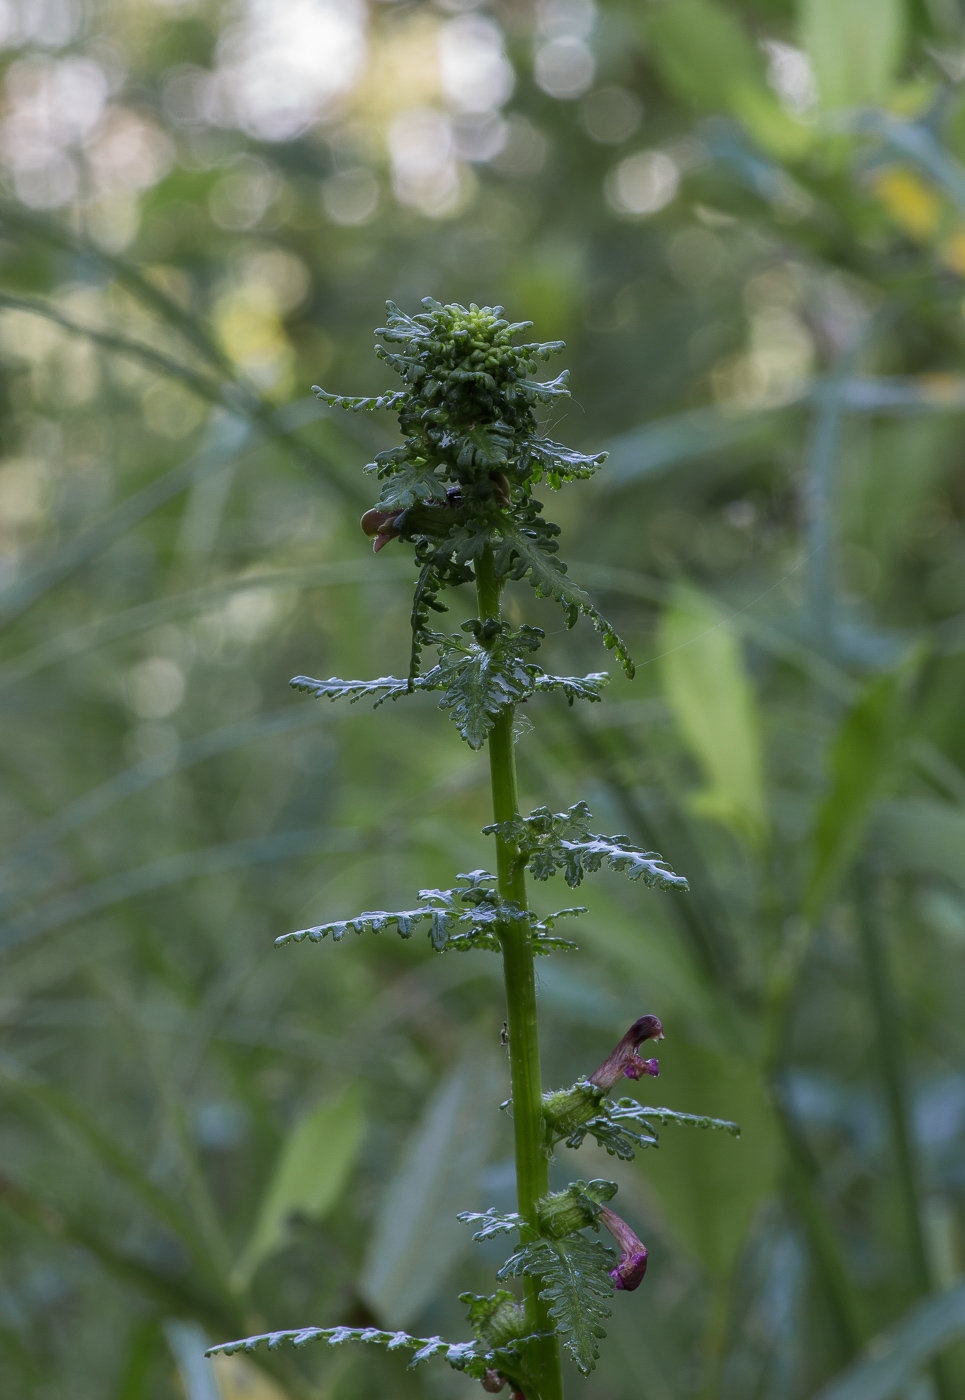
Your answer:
[480,1379,525,1400]
[599,1206,649,1291]
[359,507,405,553]
[588,1015,664,1091]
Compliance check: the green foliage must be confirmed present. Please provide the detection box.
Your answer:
[291,624,608,748]
[234,1086,366,1286]
[277,869,585,953]
[360,1045,504,1330]
[658,586,769,846]
[317,297,634,692]
[497,1235,615,1375]
[800,0,907,109]
[205,1322,542,1381]
[484,802,689,890]
[540,1084,739,1159]
[806,674,906,922]
[7,1,965,1396]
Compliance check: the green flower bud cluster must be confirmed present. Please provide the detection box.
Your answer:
[536,1180,618,1240]
[315,297,632,684]
[541,1080,605,1144]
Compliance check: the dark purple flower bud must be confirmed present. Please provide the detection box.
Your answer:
[599,1205,649,1291]
[588,1015,664,1091]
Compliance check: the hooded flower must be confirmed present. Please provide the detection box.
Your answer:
[360,507,406,552]
[599,1205,649,1291]
[588,1014,664,1091]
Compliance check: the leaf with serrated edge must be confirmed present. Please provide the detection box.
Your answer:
[497,1236,614,1375]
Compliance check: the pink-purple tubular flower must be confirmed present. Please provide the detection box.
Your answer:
[588,1014,664,1091]
[599,1205,649,1291]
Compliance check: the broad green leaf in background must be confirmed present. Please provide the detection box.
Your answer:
[876,798,965,891]
[635,1037,779,1280]
[235,1084,366,1286]
[806,674,905,922]
[813,1281,965,1400]
[359,1039,503,1328]
[799,0,907,109]
[641,0,812,157]
[657,587,769,848]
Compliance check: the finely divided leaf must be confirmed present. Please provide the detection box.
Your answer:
[495,519,634,677]
[541,834,689,891]
[373,459,448,511]
[289,674,429,707]
[484,804,688,892]
[277,872,584,954]
[206,1323,540,1380]
[531,672,609,704]
[521,436,608,488]
[457,1207,521,1241]
[313,386,408,411]
[498,1236,614,1375]
[633,1104,741,1137]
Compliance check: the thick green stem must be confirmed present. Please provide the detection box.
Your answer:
[476,546,564,1400]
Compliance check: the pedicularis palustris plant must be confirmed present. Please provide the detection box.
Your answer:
[208,301,738,1399]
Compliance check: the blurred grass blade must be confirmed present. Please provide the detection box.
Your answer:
[165,1321,221,1400]
[0,291,230,405]
[235,1084,366,1286]
[0,413,251,626]
[0,1172,236,1331]
[0,198,238,381]
[359,1038,502,1328]
[813,1283,965,1400]
[600,404,788,487]
[0,1052,222,1286]
[0,828,362,954]
[805,674,904,922]
[800,0,906,109]
[657,585,768,846]
[0,559,413,692]
[116,1317,164,1400]
[1,703,331,876]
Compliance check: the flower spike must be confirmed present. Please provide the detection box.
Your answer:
[599,1206,649,1291]
[588,1015,664,1091]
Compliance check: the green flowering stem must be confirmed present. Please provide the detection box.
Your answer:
[476,543,564,1400]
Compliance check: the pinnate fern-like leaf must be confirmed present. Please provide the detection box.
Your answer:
[205,1323,542,1380]
[494,518,635,679]
[549,1095,739,1157]
[313,386,408,412]
[632,1104,741,1137]
[497,1236,614,1375]
[289,674,426,706]
[457,1206,521,1241]
[277,869,586,954]
[484,803,688,892]
[520,436,608,488]
[431,623,540,749]
[292,632,609,749]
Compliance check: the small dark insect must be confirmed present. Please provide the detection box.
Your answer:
[500,1021,509,1047]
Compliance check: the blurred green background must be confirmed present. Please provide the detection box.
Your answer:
[2,0,965,1396]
